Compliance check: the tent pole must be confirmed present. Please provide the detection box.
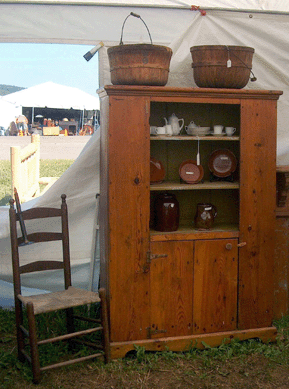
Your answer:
[82,109,85,133]
[32,107,34,125]
[88,193,100,292]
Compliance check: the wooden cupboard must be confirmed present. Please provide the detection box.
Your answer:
[98,86,282,358]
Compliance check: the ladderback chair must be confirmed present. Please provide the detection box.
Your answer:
[9,194,110,383]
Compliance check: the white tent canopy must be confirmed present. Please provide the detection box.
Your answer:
[1,1,289,306]
[0,1,289,46]
[2,81,100,110]
[0,98,21,129]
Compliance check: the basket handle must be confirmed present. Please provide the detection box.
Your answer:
[119,12,153,45]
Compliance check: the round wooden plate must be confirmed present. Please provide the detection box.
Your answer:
[179,160,204,184]
[150,157,165,183]
[208,149,237,177]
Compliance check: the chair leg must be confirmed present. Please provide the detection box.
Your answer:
[99,288,111,363]
[26,303,41,384]
[15,298,25,362]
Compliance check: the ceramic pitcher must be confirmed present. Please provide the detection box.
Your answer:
[194,203,217,230]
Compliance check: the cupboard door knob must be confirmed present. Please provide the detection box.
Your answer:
[226,243,233,250]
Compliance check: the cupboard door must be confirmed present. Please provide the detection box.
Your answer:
[193,239,238,334]
[149,241,194,338]
[239,99,277,329]
[105,95,151,342]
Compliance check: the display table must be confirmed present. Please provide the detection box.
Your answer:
[59,121,78,135]
[43,126,60,136]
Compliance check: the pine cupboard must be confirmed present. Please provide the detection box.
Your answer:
[98,86,282,359]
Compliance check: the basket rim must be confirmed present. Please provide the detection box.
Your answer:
[108,44,172,53]
[190,45,254,52]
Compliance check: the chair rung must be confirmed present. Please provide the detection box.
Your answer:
[40,352,104,371]
[73,338,104,349]
[20,325,29,337]
[37,326,103,345]
[20,349,32,363]
[73,315,101,324]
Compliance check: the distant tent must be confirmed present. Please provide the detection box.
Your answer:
[0,98,21,129]
[2,81,99,110]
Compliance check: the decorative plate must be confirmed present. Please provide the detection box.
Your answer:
[150,157,165,183]
[208,149,237,177]
[179,160,204,184]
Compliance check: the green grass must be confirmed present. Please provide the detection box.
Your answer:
[0,160,74,206]
[1,307,289,388]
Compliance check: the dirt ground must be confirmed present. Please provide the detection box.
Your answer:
[4,353,289,389]
[0,135,91,160]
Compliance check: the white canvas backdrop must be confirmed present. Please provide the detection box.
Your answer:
[0,130,101,307]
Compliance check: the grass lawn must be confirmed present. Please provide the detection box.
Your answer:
[0,159,74,206]
[1,307,289,388]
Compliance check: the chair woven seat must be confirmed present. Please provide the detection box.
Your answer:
[18,286,101,315]
[9,193,110,383]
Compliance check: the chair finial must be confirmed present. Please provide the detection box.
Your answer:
[61,194,67,204]
[9,199,15,209]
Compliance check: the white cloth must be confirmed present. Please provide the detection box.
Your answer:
[0,130,100,293]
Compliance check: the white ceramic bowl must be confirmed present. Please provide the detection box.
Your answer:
[186,126,210,136]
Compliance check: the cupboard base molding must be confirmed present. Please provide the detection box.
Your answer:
[110,327,277,359]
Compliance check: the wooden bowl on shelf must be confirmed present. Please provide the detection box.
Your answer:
[208,149,237,177]
[179,160,204,184]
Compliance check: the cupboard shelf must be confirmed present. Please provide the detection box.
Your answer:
[150,180,239,191]
[150,135,240,141]
[150,224,239,241]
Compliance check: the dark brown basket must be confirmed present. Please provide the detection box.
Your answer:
[108,44,172,86]
[190,45,254,88]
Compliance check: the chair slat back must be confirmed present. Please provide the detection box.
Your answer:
[9,194,71,297]
[17,207,62,221]
[19,260,64,274]
[17,232,63,245]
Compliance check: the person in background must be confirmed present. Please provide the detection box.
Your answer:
[16,114,29,136]
[9,121,18,136]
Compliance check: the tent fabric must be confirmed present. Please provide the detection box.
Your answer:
[2,81,100,110]
[0,2,289,46]
[2,1,289,12]
[0,98,21,129]
[0,130,101,296]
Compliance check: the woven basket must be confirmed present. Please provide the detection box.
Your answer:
[108,44,172,86]
[190,45,254,89]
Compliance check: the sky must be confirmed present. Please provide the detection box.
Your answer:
[0,43,99,96]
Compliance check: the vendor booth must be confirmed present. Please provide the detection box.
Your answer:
[1,0,289,355]
[2,81,100,135]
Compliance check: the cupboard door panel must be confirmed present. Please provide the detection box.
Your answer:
[193,239,238,334]
[239,99,277,329]
[107,96,151,342]
[149,241,194,338]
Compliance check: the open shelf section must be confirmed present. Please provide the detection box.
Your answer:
[150,135,240,141]
[150,224,239,242]
[150,180,239,191]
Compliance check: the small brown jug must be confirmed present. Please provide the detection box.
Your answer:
[154,193,180,232]
[194,203,217,230]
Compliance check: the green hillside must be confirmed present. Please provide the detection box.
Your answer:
[0,84,25,96]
